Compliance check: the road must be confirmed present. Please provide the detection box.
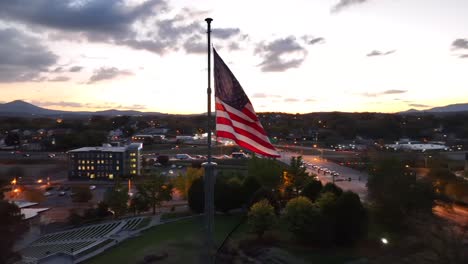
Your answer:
[280,151,369,200]
[0,150,67,161]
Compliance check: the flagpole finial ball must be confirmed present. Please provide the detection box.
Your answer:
[205,18,213,23]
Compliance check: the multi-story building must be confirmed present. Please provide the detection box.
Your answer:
[68,143,142,180]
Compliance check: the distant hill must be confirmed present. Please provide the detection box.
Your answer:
[0,100,166,117]
[400,103,468,114]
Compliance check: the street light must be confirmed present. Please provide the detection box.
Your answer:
[381,238,389,245]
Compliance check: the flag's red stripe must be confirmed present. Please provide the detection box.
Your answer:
[216,117,275,149]
[217,131,279,157]
[216,103,267,136]
[242,107,258,122]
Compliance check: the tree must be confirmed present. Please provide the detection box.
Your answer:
[301,179,323,202]
[249,187,281,215]
[367,158,435,231]
[0,201,28,263]
[248,156,283,189]
[96,201,112,218]
[71,186,93,203]
[139,174,173,215]
[4,133,20,146]
[104,184,129,218]
[215,177,244,213]
[172,167,204,199]
[0,178,8,200]
[242,176,261,203]
[333,191,368,245]
[248,199,276,239]
[321,182,343,197]
[188,177,204,213]
[129,193,150,215]
[283,196,323,243]
[285,156,310,197]
[67,209,83,226]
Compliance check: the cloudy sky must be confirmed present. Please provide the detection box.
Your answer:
[0,0,467,114]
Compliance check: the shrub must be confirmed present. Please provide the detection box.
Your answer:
[283,196,322,243]
[188,177,204,213]
[248,199,276,239]
[302,179,323,202]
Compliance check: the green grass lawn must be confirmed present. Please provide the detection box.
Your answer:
[85,214,363,264]
[85,215,244,264]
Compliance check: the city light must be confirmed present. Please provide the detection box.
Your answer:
[37,179,43,184]
[11,179,17,185]
[381,238,389,245]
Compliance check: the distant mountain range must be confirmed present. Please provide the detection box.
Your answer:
[400,103,468,114]
[0,100,166,117]
[1,100,467,117]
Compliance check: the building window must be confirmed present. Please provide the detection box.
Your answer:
[78,166,81,170]
[116,166,120,171]
[108,174,114,179]
[131,170,136,174]
[130,158,137,162]
[90,173,95,179]
[116,160,120,164]
[131,164,136,168]
[130,153,136,157]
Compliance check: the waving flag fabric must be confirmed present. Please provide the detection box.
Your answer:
[213,49,279,158]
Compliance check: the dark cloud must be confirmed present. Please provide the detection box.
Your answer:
[452,38,468,50]
[0,1,247,56]
[69,66,83,72]
[52,67,63,73]
[302,36,325,45]
[31,100,83,108]
[30,100,148,110]
[408,103,431,108]
[0,27,58,82]
[360,89,407,97]
[0,0,166,35]
[383,89,406,94]
[87,67,133,84]
[183,35,205,54]
[48,76,70,82]
[367,50,395,57]
[284,98,300,102]
[212,28,240,39]
[331,0,369,13]
[255,36,308,72]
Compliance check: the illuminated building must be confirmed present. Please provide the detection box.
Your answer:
[68,143,142,180]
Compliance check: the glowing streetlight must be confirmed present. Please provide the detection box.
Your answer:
[381,238,389,245]
[37,179,43,184]
[11,178,17,185]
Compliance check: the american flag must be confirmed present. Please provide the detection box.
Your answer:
[213,49,279,158]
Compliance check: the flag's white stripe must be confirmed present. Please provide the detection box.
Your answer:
[216,110,271,144]
[215,97,255,123]
[217,124,279,156]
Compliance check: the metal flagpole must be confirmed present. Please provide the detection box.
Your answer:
[203,17,215,264]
